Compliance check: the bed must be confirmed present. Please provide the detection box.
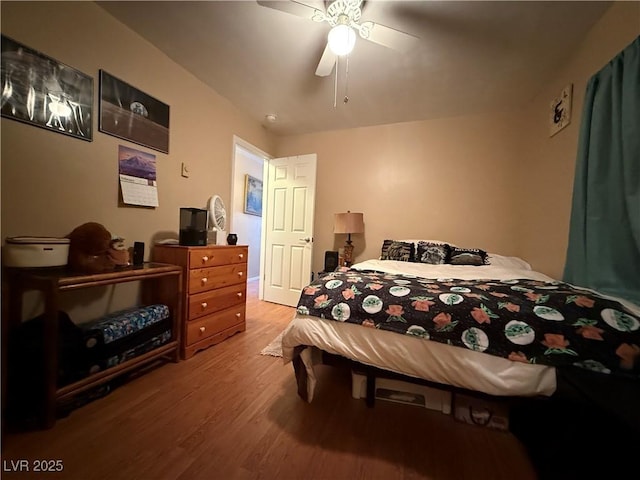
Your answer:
[280,240,640,425]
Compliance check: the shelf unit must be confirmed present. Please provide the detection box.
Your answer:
[2,262,182,428]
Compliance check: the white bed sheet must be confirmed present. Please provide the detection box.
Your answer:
[281,259,562,401]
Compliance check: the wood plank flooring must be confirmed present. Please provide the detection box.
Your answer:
[2,280,538,479]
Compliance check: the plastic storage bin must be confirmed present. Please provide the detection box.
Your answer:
[351,370,452,414]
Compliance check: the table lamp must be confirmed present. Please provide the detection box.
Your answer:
[334,211,364,266]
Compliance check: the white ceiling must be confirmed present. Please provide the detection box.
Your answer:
[97,1,612,136]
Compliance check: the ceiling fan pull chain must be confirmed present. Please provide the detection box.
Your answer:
[344,55,349,104]
[334,56,339,108]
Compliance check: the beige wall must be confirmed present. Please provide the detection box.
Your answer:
[275,112,523,273]
[1,1,637,312]
[1,1,274,242]
[1,1,275,319]
[275,1,639,279]
[517,1,639,279]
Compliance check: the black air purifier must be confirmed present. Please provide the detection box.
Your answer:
[179,208,208,246]
[324,251,339,272]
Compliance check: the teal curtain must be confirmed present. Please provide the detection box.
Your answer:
[564,36,640,306]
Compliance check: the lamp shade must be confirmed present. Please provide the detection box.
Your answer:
[327,24,356,56]
[334,212,364,234]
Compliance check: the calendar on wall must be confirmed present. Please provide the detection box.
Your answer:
[118,145,159,207]
[549,84,573,137]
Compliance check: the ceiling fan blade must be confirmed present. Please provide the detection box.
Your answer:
[359,21,419,52]
[315,43,337,77]
[256,1,322,21]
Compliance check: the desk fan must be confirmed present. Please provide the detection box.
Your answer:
[207,194,227,245]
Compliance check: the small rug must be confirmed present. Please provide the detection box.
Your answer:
[260,331,284,357]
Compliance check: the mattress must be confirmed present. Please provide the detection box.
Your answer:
[282,313,556,398]
[281,255,640,401]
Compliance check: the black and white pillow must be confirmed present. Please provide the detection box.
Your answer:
[380,240,415,262]
[416,241,450,264]
[448,247,489,266]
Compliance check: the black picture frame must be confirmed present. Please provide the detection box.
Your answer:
[0,34,93,141]
[99,70,169,154]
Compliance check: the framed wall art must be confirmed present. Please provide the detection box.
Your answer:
[99,70,170,153]
[244,174,263,216]
[0,34,93,141]
[549,84,573,137]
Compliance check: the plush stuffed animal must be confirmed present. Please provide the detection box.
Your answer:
[67,222,116,273]
[108,237,130,266]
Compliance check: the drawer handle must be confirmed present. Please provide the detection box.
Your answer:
[201,277,208,285]
[238,253,244,259]
[237,292,242,298]
[236,313,241,318]
[199,326,206,333]
[202,256,209,263]
[201,302,208,309]
[238,272,243,277]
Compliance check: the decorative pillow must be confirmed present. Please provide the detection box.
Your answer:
[380,240,415,262]
[398,239,458,247]
[448,247,489,266]
[416,241,450,264]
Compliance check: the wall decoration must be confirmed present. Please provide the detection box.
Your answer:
[0,34,93,141]
[118,145,159,207]
[99,70,170,153]
[244,174,263,217]
[549,84,573,137]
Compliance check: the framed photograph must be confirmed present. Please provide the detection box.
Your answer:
[0,34,93,141]
[99,70,170,153]
[244,174,263,217]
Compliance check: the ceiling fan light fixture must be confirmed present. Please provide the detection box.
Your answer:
[328,24,356,56]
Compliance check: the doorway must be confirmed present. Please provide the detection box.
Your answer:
[231,138,317,307]
[231,137,268,284]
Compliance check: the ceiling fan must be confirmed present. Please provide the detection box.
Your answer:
[257,0,419,77]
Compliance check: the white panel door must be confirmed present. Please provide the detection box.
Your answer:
[262,154,317,307]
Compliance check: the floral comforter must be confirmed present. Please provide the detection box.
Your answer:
[296,269,640,378]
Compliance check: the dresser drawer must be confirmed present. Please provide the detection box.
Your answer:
[188,264,246,294]
[188,247,247,269]
[186,306,245,346]
[188,283,246,321]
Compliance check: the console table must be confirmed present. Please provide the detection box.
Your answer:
[2,262,182,428]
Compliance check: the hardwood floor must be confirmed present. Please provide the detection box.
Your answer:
[2,279,538,479]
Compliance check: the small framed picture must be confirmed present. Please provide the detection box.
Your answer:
[0,35,93,141]
[549,84,573,137]
[244,174,263,217]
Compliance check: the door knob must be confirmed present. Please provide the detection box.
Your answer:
[300,237,311,243]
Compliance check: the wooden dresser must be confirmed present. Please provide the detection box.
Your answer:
[153,244,248,359]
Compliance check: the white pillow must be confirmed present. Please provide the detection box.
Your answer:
[486,253,532,270]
